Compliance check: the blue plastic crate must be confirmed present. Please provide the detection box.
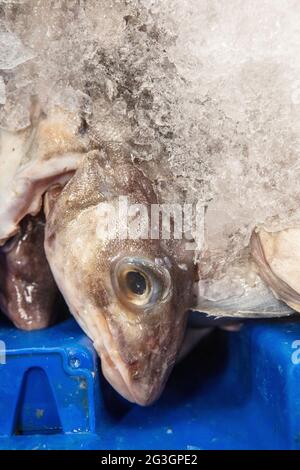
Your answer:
[0,315,299,449]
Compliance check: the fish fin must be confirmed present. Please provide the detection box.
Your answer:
[193,255,295,319]
[250,228,300,314]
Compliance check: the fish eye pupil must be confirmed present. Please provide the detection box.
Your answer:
[126,271,147,296]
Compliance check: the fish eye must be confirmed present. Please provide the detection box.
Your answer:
[125,271,148,296]
[119,268,151,305]
[111,257,172,310]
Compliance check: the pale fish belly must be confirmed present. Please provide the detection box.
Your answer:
[0,108,88,244]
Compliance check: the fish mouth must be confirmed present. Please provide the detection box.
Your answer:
[93,314,168,406]
[100,350,162,406]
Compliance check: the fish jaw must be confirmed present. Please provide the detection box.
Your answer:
[44,148,194,404]
[93,305,188,406]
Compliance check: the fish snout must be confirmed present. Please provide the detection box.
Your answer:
[95,314,183,406]
[100,346,176,406]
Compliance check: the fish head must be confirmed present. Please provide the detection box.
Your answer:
[45,147,194,405]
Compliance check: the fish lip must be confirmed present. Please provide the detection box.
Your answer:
[100,352,161,406]
[94,314,165,406]
[100,352,137,404]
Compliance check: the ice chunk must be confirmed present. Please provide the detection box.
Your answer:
[0,75,5,105]
[0,31,33,70]
[146,0,300,260]
[0,85,31,131]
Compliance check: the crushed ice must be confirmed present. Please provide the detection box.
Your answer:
[0,0,300,274]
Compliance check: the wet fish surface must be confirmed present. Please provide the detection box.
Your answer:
[0,1,299,404]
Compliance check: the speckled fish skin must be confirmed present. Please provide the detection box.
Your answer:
[45,146,195,405]
[0,213,58,330]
